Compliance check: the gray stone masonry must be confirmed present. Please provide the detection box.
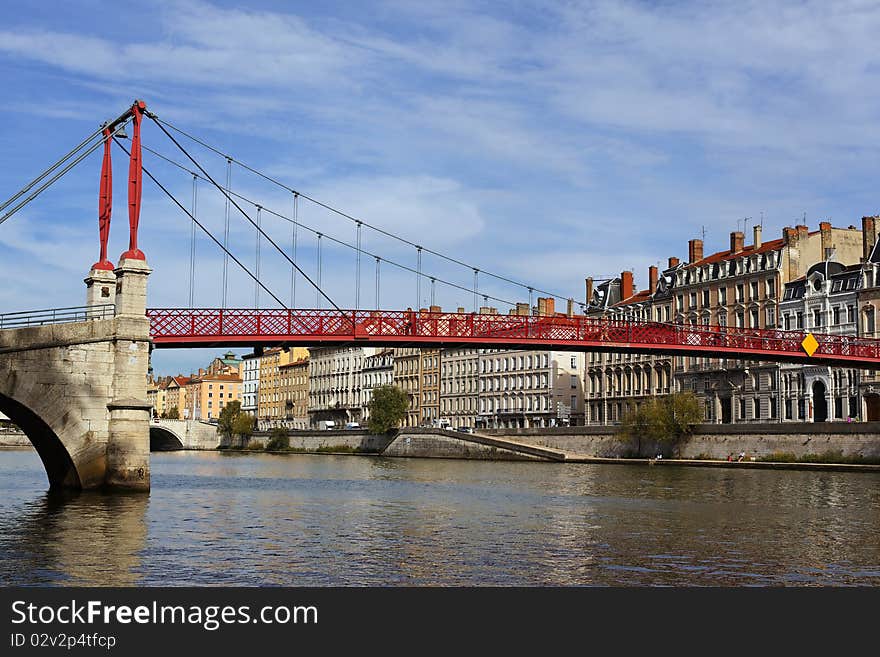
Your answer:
[0,257,153,490]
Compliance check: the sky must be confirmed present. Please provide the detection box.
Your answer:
[2,0,880,376]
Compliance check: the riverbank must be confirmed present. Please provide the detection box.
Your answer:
[217,426,880,473]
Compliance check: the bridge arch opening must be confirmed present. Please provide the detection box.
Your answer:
[149,426,184,452]
[0,392,81,489]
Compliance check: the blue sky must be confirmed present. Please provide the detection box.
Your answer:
[2,0,880,376]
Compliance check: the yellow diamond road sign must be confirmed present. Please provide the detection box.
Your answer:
[802,333,819,357]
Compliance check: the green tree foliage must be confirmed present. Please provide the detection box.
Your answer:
[232,412,255,440]
[266,427,289,451]
[367,385,409,434]
[218,401,243,438]
[166,406,180,420]
[617,392,704,457]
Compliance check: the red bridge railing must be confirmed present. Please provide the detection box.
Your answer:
[146,308,880,368]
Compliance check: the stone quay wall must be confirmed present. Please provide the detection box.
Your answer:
[482,423,880,460]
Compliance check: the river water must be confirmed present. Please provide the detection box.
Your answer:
[1,448,878,586]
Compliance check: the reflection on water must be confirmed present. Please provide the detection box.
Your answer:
[1,448,879,586]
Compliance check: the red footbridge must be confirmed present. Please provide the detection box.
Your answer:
[147,308,880,369]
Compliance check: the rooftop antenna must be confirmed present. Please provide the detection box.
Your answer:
[701,225,706,242]
[736,218,742,232]
[744,217,751,235]
[760,211,764,228]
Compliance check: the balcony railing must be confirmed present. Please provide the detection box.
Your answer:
[0,304,115,330]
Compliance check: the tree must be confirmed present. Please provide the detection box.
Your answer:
[617,392,704,457]
[367,385,409,434]
[218,401,243,438]
[166,406,180,420]
[232,412,255,441]
[265,427,289,451]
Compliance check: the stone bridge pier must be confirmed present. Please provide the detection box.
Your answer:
[0,258,153,491]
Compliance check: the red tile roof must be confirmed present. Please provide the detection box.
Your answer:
[686,237,786,268]
[613,289,652,307]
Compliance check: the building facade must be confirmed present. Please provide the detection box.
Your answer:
[478,349,584,428]
[240,353,260,417]
[419,348,441,426]
[392,348,420,427]
[440,348,481,429]
[186,373,242,420]
[279,354,310,429]
[361,349,394,423]
[308,346,377,426]
[779,261,861,423]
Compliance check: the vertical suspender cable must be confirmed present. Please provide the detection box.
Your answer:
[291,192,298,308]
[221,158,232,308]
[188,174,198,308]
[355,222,362,310]
[473,269,479,312]
[416,246,422,309]
[255,205,262,308]
[528,287,533,315]
[375,257,381,310]
[316,233,323,309]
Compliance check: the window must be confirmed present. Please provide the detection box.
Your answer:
[848,306,856,323]
[766,279,775,298]
[702,290,710,307]
[571,357,577,368]
[784,314,791,330]
[571,375,578,388]
[813,308,823,327]
[796,312,804,329]
[766,306,775,328]
[833,307,841,325]
[736,311,744,328]
[750,309,759,328]
[677,295,684,309]
[719,287,727,305]
[750,281,759,300]
[689,292,697,308]
[736,284,744,302]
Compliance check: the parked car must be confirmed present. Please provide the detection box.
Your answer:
[455,426,475,434]
[317,420,336,431]
[344,422,361,430]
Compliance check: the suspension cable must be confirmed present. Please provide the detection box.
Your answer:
[221,158,232,309]
[0,125,129,227]
[147,114,342,313]
[138,143,522,309]
[150,115,575,303]
[188,174,198,307]
[114,138,286,308]
[0,126,107,215]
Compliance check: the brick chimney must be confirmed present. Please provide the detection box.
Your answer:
[668,256,680,269]
[620,271,634,301]
[585,277,594,307]
[753,225,762,249]
[566,298,574,317]
[863,216,878,261]
[796,224,809,239]
[730,231,744,254]
[819,221,832,259]
[515,302,529,316]
[429,305,441,313]
[545,298,555,315]
[457,306,465,314]
[783,226,798,245]
[537,297,548,316]
[648,265,658,292]
[688,239,703,264]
